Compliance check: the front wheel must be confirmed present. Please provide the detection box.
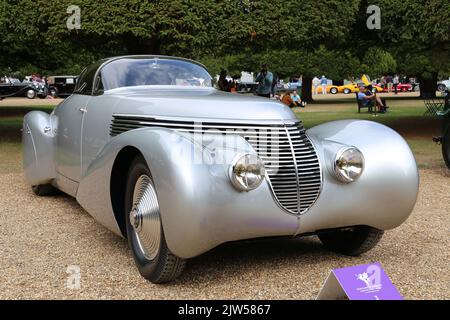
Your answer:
[443,129,450,169]
[125,155,185,283]
[318,226,384,256]
[26,89,36,99]
[437,84,446,92]
[343,88,351,94]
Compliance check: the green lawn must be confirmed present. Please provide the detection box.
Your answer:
[299,106,426,129]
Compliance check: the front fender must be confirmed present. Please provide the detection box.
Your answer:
[76,128,299,258]
[300,119,419,233]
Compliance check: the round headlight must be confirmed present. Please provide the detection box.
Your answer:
[334,147,365,183]
[229,154,265,191]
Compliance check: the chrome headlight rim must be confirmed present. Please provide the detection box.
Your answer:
[334,146,365,183]
[229,153,266,192]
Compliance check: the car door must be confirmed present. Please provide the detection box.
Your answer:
[55,63,100,183]
[80,71,119,177]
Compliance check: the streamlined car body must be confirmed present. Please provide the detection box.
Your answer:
[23,56,419,283]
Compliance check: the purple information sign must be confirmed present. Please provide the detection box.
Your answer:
[316,262,403,300]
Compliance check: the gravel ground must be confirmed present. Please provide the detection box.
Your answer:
[0,169,449,300]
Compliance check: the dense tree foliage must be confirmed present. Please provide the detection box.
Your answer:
[0,0,448,99]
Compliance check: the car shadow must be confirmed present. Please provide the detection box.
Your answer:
[171,236,336,285]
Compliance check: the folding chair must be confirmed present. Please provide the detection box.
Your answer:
[423,98,444,116]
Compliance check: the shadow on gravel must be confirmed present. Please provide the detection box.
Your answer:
[174,236,333,285]
[47,189,335,285]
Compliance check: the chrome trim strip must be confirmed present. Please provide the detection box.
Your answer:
[300,132,323,215]
[284,125,301,214]
[112,113,297,126]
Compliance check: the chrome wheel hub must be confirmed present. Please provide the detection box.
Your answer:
[130,174,161,260]
[130,206,142,230]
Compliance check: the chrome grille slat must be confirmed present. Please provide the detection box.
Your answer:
[111,115,322,215]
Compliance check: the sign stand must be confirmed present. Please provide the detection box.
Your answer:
[316,262,403,300]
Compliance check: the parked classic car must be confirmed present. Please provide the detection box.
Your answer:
[437,78,450,92]
[47,75,77,98]
[375,83,413,93]
[0,76,46,99]
[23,56,419,283]
[436,89,450,169]
[328,83,359,94]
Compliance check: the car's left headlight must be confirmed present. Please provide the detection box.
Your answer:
[229,154,265,191]
[334,147,365,183]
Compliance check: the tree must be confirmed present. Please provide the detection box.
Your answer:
[0,0,448,101]
[358,0,450,97]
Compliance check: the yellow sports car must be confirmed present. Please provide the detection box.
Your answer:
[315,75,383,94]
[315,83,358,94]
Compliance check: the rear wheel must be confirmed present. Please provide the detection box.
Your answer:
[125,155,185,283]
[50,87,58,98]
[330,87,338,94]
[32,184,56,196]
[318,226,384,256]
[443,129,450,169]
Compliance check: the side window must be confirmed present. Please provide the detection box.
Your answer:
[80,65,98,95]
[73,68,88,94]
[73,60,105,95]
[93,72,104,95]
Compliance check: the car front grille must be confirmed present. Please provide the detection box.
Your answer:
[110,114,322,215]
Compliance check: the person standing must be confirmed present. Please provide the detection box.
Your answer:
[393,74,399,94]
[320,75,327,95]
[217,69,230,92]
[380,75,386,90]
[312,76,320,95]
[386,74,393,93]
[255,64,273,98]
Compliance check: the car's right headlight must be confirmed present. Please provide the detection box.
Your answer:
[229,154,265,191]
[334,147,365,183]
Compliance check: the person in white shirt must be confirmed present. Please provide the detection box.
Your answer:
[393,74,399,94]
[312,77,320,95]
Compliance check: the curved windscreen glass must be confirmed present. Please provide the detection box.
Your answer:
[100,58,212,90]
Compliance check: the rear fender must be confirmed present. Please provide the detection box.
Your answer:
[22,111,56,185]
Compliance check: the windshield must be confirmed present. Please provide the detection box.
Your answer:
[100,58,212,90]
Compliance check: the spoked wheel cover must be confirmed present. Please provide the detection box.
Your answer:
[129,174,161,261]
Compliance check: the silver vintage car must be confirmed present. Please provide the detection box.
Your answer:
[23,56,419,283]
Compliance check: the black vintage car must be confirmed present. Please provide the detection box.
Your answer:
[0,77,45,99]
[438,90,450,169]
[47,75,77,98]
